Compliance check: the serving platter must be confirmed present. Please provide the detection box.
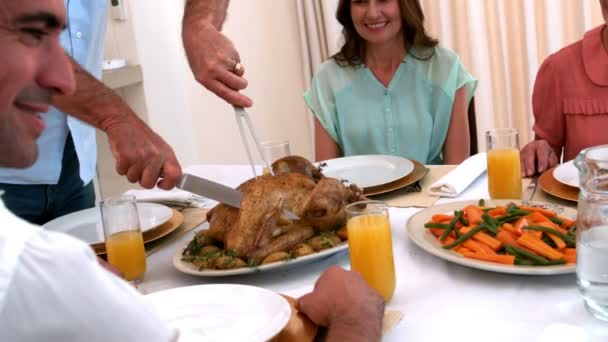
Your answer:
[406,199,576,275]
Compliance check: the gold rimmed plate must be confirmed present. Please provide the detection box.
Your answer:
[364,160,428,196]
[539,167,579,202]
[92,209,184,255]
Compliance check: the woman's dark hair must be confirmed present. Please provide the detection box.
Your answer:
[333,0,438,66]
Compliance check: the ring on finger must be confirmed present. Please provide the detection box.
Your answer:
[232,61,243,73]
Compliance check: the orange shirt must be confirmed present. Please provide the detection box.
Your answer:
[533,24,608,162]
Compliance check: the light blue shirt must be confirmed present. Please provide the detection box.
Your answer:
[0,0,108,185]
[304,47,477,164]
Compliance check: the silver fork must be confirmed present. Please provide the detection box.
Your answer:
[233,106,274,177]
[523,175,540,202]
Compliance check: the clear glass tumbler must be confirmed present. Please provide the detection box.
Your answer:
[486,128,522,199]
[100,195,147,282]
[261,140,291,175]
[345,200,396,301]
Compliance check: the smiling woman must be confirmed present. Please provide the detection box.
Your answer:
[305,0,477,165]
[336,0,437,67]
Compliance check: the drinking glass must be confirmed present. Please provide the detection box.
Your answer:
[345,200,396,301]
[486,128,522,199]
[575,145,608,321]
[261,140,290,175]
[100,195,147,282]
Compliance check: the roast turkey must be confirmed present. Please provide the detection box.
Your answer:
[205,156,363,262]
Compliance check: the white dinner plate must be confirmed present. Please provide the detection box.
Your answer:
[553,160,579,188]
[406,199,576,275]
[144,284,291,342]
[173,226,349,277]
[318,155,414,188]
[43,203,173,245]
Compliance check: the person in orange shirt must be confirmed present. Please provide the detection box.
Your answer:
[521,0,608,176]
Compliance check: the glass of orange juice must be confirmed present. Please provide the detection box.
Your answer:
[486,128,522,199]
[100,195,147,282]
[345,200,396,301]
[261,140,290,175]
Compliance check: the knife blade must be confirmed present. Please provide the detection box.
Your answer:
[523,175,540,201]
[177,174,300,220]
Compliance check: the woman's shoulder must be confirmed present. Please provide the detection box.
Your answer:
[432,46,462,63]
[409,46,469,87]
[312,58,359,90]
[542,40,583,71]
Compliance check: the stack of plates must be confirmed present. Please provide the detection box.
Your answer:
[318,155,427,196]
[539,160,579,202]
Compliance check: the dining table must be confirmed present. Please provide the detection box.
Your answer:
[139,164,608,342]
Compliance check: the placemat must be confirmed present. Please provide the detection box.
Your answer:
[374,165,454,208]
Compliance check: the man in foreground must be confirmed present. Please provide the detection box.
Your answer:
[0,0,181,225]
[0,1,385,341]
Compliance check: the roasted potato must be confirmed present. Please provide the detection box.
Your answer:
[261,251,290,264]
[194,230,214,246]
[336,226,348,240]
[191,252,221,270]
[308,235,342,251]
[197,245,221,257]
[292,243,315,257]
[214,256,247,269]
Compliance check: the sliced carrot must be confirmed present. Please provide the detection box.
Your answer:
[520,206,557,217]
[488,207,507,218]
[464,205,483,225]
[462,239,495,255]
[514,217,530,235]
[496,230,538,254]
[455,246,474,256]
[526,211,551,224]
[518,233,565,261]
[546,233,567,250]
[563,248,577,256]
[432,214,454,223]
[460,226,503,251]
[462,252,515,265]
[534,221,569,235]
[501,223,521,237]
[428,228,443,238]
[564,254,577,264]
[558,216,576,229]
[496,230,521,246]
[440,236,456,247]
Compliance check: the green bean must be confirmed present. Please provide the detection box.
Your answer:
[442,226,486,250]
[514,257,536,266]
[424,222,449,229]
[482,212,499,235]
[568,224,577,235]
[496,210,531,224]
[549,216,564,226]
[507,203,520,213]
[458,212,469,227]
[478,199,485,207]
[523,225,576,247]
[505,245,551,265]
[440,211,463,241]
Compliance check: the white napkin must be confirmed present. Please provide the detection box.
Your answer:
[124,188,210,208]
[427,153,487,197]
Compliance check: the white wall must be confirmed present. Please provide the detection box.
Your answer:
[128,0,313,166]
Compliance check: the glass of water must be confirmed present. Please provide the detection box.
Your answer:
[575,145,608,321]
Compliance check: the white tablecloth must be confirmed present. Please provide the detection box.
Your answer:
[141,165,608,342]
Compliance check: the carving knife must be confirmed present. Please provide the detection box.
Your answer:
[177,174,299,220]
